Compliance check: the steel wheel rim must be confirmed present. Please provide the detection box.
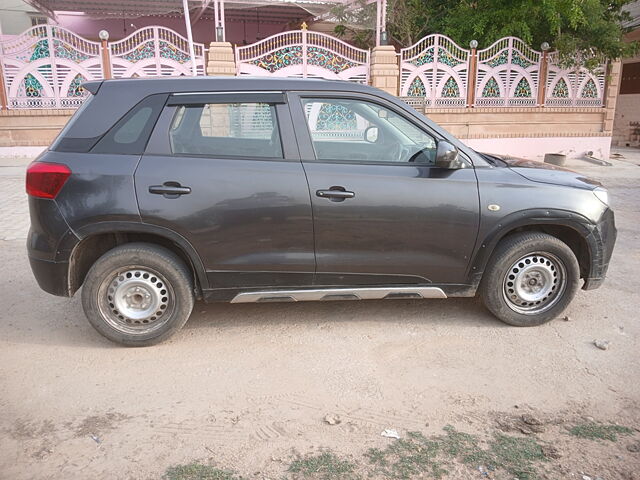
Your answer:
[97,266,176,335]
[502,252,567,315]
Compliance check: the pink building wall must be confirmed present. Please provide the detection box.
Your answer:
[52,12,288,45]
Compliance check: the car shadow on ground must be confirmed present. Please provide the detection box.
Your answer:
[182,296,505,332]
[3,292,507,349]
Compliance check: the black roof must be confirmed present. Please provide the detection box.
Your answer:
[84,76,377,96]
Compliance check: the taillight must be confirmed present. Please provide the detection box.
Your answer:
[26,162,71,199]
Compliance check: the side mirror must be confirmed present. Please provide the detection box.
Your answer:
[435,140,460,169]
[364,126,379,143]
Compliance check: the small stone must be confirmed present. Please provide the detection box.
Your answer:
[323,414,341,425]
[563,315,570,321]
[541,445,562,459]
[627,441,640,453]
[594,340,610,350]
[582,476,592,480]
[522,414,543,426]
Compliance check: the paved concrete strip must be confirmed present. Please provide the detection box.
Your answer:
[0,176,29,241]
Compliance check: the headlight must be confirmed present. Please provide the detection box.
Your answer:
[593,187,609,206]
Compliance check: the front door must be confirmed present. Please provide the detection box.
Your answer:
[289,93,480,286]
[135,93,315,290]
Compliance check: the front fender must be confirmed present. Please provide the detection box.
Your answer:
[468,208,596,287]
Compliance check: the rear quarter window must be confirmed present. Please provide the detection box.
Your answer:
[91,94,167,155]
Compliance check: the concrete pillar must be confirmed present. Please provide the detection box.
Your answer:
[206,42,236,76]
[370,45,399,96]
[603,60,622,133]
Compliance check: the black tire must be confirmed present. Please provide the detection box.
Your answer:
[480,232,580,327]
[81,243,194,346]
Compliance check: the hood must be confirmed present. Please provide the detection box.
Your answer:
[487,154,602,190]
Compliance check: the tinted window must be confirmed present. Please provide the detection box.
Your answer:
[169,103,283,158]
[50,95,95,152]
[303,98,437,164]
[113,107,153,144]
[91,94,167,155]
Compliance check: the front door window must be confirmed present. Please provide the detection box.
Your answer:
[302,98,437,164]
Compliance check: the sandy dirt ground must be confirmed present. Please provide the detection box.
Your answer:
[0,150,639,479]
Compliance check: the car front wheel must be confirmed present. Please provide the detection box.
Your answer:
[81,243,194,346]
[480,232,581,327]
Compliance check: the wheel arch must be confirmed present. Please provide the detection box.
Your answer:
[66,222,208,297]
[469,209,595,288]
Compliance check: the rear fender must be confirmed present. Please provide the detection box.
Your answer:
[65,221,209,291]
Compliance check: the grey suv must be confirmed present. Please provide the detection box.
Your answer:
[26,77,616,346]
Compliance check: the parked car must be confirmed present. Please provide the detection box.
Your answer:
[26,77,616,346]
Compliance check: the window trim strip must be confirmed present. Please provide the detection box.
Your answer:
[167,92,286,106]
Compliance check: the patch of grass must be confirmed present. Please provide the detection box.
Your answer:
[487,434,546,480]
[164,427,556,480]
[364,426,549,480]
[163,462,244,480]
[365,429,463,479]
[439,425,487,464]
[288,451,359,480]
[568,422,633,442]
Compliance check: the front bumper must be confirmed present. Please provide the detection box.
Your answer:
[583,208,616,290]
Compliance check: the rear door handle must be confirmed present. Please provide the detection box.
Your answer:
[316,187,355,202]
[149,182,191,198]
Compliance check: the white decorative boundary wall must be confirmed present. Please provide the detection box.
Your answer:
[235,29,370,84]
[0,25,103,108]
[400,34,606,109]
[0,27,606,110]
[544,53,605,107]
[474,37,540,107]
[399,34,469,107]
[0,26,205,109]
[109,26,205,78]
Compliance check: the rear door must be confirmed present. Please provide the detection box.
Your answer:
[288,92,480,286]
[135,92,315,290]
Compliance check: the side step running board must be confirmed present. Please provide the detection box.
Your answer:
[230,286,447,304]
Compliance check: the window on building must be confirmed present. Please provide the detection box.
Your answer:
[29,15,48,27]
[620,62,640,95]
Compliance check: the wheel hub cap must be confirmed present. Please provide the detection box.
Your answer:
[98,268,175,334]
[502,252,567,315]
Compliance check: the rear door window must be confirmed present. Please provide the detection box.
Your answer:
[169,103,283,159]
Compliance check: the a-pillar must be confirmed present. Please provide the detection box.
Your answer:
[370,45,399,96]
[206,42,236,76]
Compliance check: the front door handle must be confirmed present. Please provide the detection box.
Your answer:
[149,182,191,198]
[316,187,355,202]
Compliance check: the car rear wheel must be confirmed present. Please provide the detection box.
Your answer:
[81,243,194,346]
[480,232,580,327]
